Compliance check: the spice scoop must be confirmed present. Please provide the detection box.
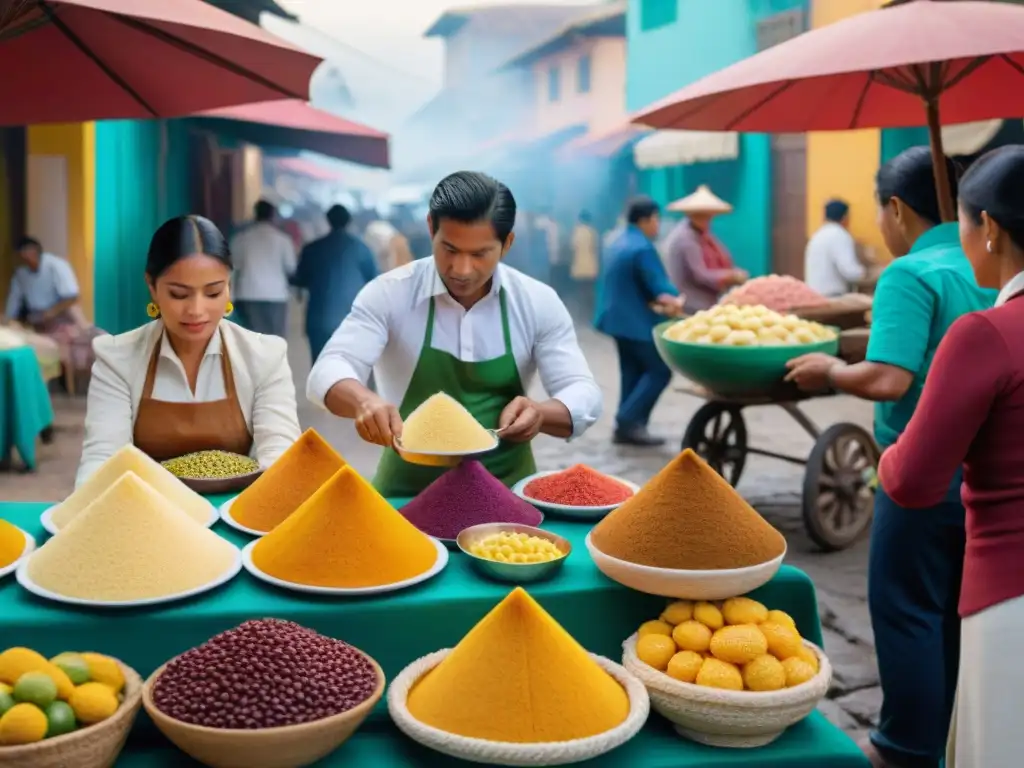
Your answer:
[393,430,501,468]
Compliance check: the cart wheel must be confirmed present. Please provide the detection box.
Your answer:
[682,402,748,486]
[803,423,879,552]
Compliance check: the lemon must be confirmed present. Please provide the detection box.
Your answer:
[80,653,125,694]
[781,657,817,687]
[722,597,768,626]
[638,620,673,639]
[795,645,820,673]
[70,683,119,724]
[660,600,694,625]
[672,620,712,653]
[635,634,677,671]
[0,683,10,695]
[709,625,768,665]
[759,622,803,660]
[0,649,74,701]
[742,655,786,691]
[695,658,743,691]
[50,653,90,686]
[666,651,703,684]
[0,703,48,745]
[693,602,724,630]
[44,700,76,738]
[13,672,58,708]
[766,610,798,631]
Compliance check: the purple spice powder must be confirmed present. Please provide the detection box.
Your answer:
[400,460,542,539]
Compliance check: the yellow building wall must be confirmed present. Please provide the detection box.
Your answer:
[26,123,95,321]
[806,0,889,257]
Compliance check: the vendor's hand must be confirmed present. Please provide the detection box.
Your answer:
[655,294,686,316]
[729,269,749,286]
[354,395,404,447]
[498,396,543,443]
[785,353,844,392]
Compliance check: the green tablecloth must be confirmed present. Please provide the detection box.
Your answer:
[0,346,53,469]
[0,499,868,768]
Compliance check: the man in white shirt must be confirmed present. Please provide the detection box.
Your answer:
[804,199,867,298]
[307,171,602,497]
[229,200,297,337]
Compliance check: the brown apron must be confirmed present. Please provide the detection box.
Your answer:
[133,332,253,461]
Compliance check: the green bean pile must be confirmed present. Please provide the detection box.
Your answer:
[161,450,258,479]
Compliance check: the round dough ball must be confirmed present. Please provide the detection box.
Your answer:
[725,329,757,346]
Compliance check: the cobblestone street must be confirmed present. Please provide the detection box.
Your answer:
[3,311,880,746]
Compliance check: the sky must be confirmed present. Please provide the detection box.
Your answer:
[276,0,597,89]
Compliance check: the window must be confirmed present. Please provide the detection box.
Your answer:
[640,0,677,32]
[547,65,560,102]
[577,54,592,94]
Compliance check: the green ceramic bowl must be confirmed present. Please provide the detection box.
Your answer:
[653,320,840,397]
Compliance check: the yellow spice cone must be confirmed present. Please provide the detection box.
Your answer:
[401,392,494,452]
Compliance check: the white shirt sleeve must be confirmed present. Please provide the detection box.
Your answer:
[834,231,867,284]
[306,278,392,408]
[52,257,80,299]
[251,340,302,467]
[530,287,603,439]
[76,343,134,487]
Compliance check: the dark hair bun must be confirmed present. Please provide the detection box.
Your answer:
[146,215,231,279]
[876,146,958,226]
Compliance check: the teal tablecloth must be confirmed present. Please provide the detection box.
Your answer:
[0,499,868,768]
[0,346,54,469]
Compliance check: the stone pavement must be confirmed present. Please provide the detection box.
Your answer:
[1,313,881,746]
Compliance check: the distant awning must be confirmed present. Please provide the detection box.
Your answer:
[193,99,390,168]
[633,129,739,169]
[272,157,345,181]
[941,120,1003,156]
[559,124,648,159]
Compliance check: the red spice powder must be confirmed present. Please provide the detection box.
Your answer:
[524,465,634,507]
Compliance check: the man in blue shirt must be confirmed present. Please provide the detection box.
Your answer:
[595,197,684,446]
[292,204,379,362]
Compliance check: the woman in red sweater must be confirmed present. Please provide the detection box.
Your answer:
[879,145,1024,767]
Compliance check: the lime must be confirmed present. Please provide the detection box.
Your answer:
[13,672,58,708]
[44,701,76,738]
[49,654,90,686]
[0,690,14,716]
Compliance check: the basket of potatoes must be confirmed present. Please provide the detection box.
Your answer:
[621,597,831,749]
[654,305,838,397]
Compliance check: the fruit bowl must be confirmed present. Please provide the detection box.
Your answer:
[0,660,142,768]
[586,533,785,601]
[621,633,831,748]
[142,653,385,768]
[388,648,650,766]
[654,321,839,397]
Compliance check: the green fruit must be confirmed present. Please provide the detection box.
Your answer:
[44,701,76,738]
[0,690,15,716]
[13,672,58,708]
[49,654,90,686]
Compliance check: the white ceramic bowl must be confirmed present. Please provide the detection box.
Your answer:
[511,471,640,520]
[585,534,785,601]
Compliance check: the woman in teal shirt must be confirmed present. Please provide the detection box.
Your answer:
[787,147,997,768]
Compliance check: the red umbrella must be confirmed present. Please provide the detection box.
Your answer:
[633,0,1024,221]
[194,100,390,169]
[0,0,321,125]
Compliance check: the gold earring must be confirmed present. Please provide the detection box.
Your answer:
[225,301,234,316]
[146,302,161,319]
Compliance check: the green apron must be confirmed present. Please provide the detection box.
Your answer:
[373,289,537,497]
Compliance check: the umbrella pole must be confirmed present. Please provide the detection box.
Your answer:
[924,95,956,223]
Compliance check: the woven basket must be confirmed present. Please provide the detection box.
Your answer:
[622,633,831,748]
[142,653,384,768]
[387,649,650,766]
[0,660,143,768]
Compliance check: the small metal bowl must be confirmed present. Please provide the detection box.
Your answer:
[456,522,571,584]
[393,431,500,468]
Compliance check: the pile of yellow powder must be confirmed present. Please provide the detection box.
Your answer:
[407,587,630,742]
[401,393,495,453]
[231,429,346,533]
[0,519,26,568]
[251,466,439,588]
[52,444,211,530]
[27,472,239,601]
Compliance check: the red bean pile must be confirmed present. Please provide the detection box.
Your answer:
[152,619,379,729]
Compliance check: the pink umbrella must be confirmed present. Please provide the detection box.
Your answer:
[0,0,321,125]
[633,0,1024,221]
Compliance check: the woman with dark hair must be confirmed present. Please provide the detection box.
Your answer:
[786,146,997,768]
[877,145,1024,767]
[308,171,602,497]
[76,215,301,486]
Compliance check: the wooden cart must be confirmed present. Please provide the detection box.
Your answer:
[678,380,879,552]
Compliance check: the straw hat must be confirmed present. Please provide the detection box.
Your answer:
[667,185,733,215]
